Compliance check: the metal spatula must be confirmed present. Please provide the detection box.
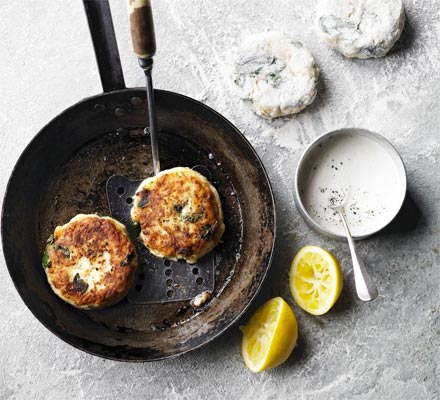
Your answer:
[106,0,215,304]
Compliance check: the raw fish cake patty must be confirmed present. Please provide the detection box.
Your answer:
[131,167,225,264]
[232,31,319,119]
[316,0,405,58]
[43,214,137,309]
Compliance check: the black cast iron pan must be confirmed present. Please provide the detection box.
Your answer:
[1,0,275,361]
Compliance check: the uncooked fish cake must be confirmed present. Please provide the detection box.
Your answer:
[232,31,319,119]
[43,214,137,310]
[316,0,405,59]
[131,167,225,264]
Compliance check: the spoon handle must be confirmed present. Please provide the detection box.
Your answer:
[338,211,379,301]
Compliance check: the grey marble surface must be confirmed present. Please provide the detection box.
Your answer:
[1,1,439,399]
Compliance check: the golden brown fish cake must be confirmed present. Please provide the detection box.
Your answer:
[131,167,225,264]
[43,214,137,310]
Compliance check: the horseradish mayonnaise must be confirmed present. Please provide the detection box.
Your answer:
[299,131,404,237]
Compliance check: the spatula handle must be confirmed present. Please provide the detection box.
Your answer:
[128,0,156,63]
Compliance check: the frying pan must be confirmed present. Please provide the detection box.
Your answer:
[1,0,275,361]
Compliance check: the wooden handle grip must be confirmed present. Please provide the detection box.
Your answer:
[128,0,156,59]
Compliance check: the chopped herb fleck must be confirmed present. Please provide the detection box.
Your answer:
[42,249,51,269]
[267,72,283,88]
[72,273,88,294]
[178,247,193,256]
[174,204,184,213]
[46,234,54,245]
[200,224,214,240]
[251,66,263,75]
[137,189,150,208]
[120,252,136,267]
[183,209,204,223]
[53,244,70,258]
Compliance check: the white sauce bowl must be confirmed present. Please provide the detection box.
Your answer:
[294,128,407,239]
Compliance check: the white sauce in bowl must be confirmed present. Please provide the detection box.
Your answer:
[298,131,405,237]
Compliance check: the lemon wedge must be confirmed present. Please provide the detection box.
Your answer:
[240,297,298,373]
[289,245,343,315]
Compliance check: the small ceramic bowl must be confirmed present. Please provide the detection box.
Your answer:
[294,128,407,240]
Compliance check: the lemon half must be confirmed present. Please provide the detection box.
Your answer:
[289,245,343,315]
[241,297,298,373]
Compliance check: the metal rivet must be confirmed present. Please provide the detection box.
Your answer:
[130,96,143,107]
[114,107,126,117]
[94,103,105,112]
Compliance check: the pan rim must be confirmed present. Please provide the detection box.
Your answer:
[1,88,276,361]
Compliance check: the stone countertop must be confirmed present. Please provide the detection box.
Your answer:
[0,1,439,399]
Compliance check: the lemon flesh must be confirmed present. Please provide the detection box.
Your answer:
[241,297,298,373]
[289,245,343,315]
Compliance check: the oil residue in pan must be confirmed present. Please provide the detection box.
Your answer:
[37,128,243,332]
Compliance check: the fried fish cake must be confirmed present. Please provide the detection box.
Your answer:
[43,214,137,310]
[131,167,225,264]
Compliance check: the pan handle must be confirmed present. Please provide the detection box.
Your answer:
[83,0,126,92]
[127,0,156,69]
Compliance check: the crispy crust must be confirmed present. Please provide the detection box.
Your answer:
[131,167,225,263]
[44,214,137,309]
